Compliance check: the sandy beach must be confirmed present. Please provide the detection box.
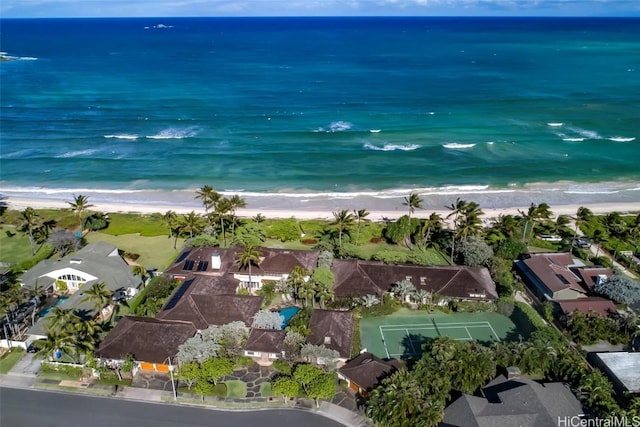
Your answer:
[5,194,640,222]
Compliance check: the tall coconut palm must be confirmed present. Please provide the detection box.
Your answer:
[81,282,113,317]
[180,211,203,239]
[402,192,423,218]
[331,210,354,249]
[20,207,41,255]
[421,212,443,247]
[68,194,94,231]
[215,197,232,247]
[236,245,262,291]
[163,210,178,239]
[353,209,370,246]
[287,266,309,303]
[447,198,468,260]
[195,185,220,214]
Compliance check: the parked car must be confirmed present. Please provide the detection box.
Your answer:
[112,290,127,302]
[575,237,591,248]
[538,234,562,242]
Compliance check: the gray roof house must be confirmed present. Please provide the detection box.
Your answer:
[23,242,142,339]
[588,352,640,395]
[440,368,583,427]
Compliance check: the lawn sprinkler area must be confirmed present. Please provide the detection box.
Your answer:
[360,312,519,359]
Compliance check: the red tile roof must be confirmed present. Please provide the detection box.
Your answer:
[557,297,617,317]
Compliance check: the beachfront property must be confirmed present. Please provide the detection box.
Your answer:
[440,367,583,427]
[515,252,613,301]
[331,259,498,303]
[20,242,142,340]
[165,246,318,293]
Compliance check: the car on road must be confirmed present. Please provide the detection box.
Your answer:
[575,237,591,248]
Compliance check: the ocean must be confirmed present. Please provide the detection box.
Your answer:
[1,17,639,211]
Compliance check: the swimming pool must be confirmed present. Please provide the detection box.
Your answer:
[38,297,69,317]
[279,306,300,328]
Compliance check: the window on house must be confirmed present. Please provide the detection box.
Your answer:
[324,336,331,345]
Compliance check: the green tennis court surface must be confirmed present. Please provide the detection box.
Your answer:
[360,312,520,359]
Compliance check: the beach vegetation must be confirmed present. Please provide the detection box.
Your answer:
[83,232,183,269]
[234,221,266,247]
[353,209,370,246]
[49,229,81,257]
[83,212,109,232]
[263,217,300,242]
[402,192,423,218]
[67,194,94,231]
[457,235,494,267]
[331,209,354,250]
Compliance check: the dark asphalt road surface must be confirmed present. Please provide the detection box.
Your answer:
[0,387,345,427]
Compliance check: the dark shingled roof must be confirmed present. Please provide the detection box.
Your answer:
[557,297,617,318]
[228,247,319,275]
[307,309,353,358]
[95,316,197,364]
[339,352,402,392]
[331,259,497,300]
[572,267,613,291]
[441,374,583,427]
[521,253,587,295]
[244,329,286,354]
[164,247,239,277]
[156,280,263,328]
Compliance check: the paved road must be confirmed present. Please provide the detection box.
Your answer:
[0,387,345,427]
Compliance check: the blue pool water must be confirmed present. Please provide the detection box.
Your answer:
[38,297,69,317]
[279,306,301,328]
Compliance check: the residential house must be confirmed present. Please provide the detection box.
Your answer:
[338,351,403,397]
[331,259,498,302]
[588,352,640,395]
[95,316,197,372]
[515,253,590,301]
[165,246,319,293]
[556,297,617,325]
[155,276,263,328]
[23,242,142,339]
[307,309,354,363]
[441,367,583,427]
[243,329,287,365]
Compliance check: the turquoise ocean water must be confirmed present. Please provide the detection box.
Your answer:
[1,17,639,209]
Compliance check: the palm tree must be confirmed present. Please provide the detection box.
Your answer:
[236,245,262,291]
[215,197,232,247]
[46,307,76,334]
[131,265,148,287]
[163,210,178,238]
[353,209,370,246]
[287,266,309,303]
[195,185,220,214]
[81,282,113,317]
[331,210,354,249]
[224,194,247,241]
[456,201,484,240]
[447,198,468,260]
[253,213,266,223]
[19,207,41,255]
[421,212,443,247]
[180,211,203,239]
[68,194,94,231]
[402,192,423,218]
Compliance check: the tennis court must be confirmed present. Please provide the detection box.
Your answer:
[360,312,518,359]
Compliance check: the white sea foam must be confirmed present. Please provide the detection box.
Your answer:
[562,137,585,142]
[329,121,352,132]
[608,137,635,142]
[363,143,420,152]
[369,129,382,133]
[104,134,139,140]
[3,149,36,158]
[147,127,198,139]
[443,143,476,149]
[547,122,564,127]
[55,149,100,158]
[19,56,38,61]
[567,127,602,140]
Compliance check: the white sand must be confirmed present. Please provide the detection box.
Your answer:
[6,196,640,222]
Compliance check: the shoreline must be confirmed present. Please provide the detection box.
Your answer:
[4,194,640,222]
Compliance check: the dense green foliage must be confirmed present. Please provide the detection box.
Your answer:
[132,275,180,316]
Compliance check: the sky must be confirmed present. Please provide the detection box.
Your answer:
[1,0,639,18]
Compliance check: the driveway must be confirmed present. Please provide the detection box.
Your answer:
[8,352,42,377]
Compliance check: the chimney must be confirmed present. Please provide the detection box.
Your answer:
[211,253,221,270]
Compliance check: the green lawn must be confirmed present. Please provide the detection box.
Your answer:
[0,348,25,374]
[102,213,168,237]
[259,382,272,397]
[84,233,184,269]
[225,380,247,398]
[0,226,35,264]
